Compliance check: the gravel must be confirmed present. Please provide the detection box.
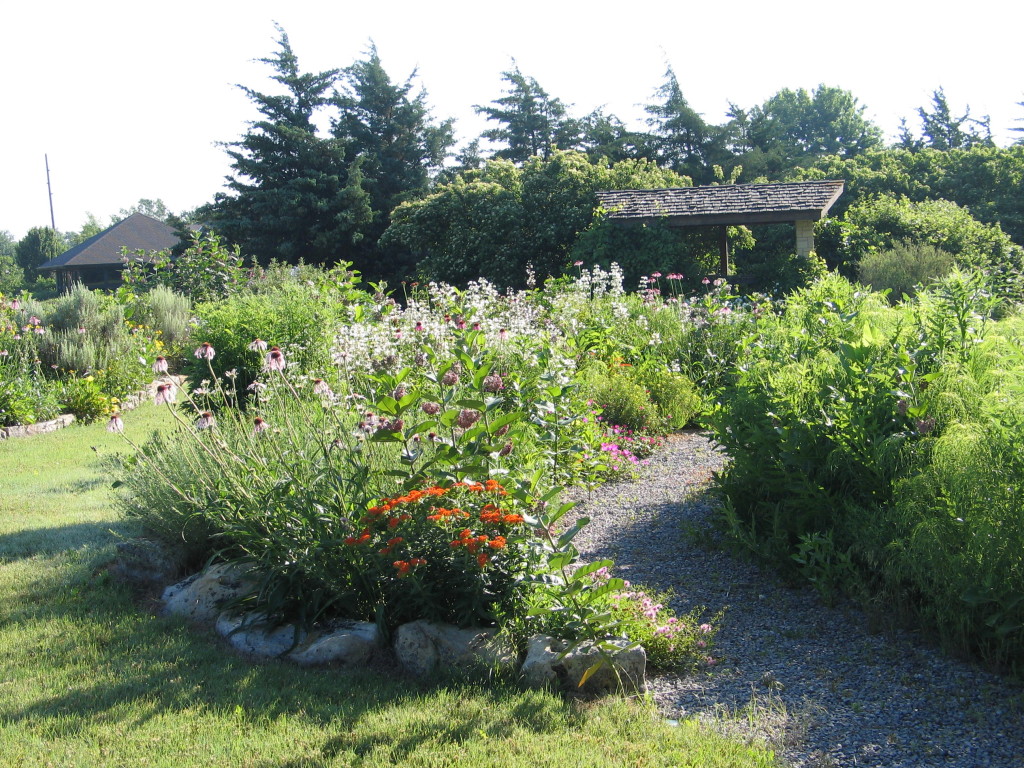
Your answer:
[565,431,1024,768]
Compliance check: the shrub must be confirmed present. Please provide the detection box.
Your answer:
[138,285,192,353]
[59,376,110,422]
[858,241,954,301]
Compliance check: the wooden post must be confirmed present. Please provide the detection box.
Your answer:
[719,226,729,276]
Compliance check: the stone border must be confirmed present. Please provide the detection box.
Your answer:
[0,375,186,440]
[0,413,76,440]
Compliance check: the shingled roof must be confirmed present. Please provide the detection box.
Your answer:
[39,213,181,271]
[596,180,845,227]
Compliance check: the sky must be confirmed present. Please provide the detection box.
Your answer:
[3,0,1021,241]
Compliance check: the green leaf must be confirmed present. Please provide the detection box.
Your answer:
[558,518,590,548]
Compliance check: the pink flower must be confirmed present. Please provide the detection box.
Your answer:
[651,272,662,278]
[28,316,40,326]
[107,413,124,433]
[498,328,508,342]
[498,440,513,457]
[573,260,584,267]
[441,370,459,386]
[9,299,19,311]
[701,277,711,285]
[248,338,268,352]
[312,379,333,397]
[414,321,424,332]
[421,401,441,415]
[482,373,504,393]
[77,327,86,334]
[196,412,216,430]
[264,346,286,371]
[154,383,176,406]
[456,409,481,429]
[152,356,169,374]
[194,342,216,360]
[253,417,269,434]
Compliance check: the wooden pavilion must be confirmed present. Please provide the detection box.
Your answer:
[596,180,845,276]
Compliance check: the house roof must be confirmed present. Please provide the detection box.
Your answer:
[39,213,181,271]
[596,180,845,227]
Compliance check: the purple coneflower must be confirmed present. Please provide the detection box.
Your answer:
[152,356,169,374]
[194,342,216,360]
[248,338,268,352]
[154,383,176,406]
[107,413,124,433]
[253,417,269,434]
[264,346,286,371]
[196,412,216,430]
[9,299,19,311]
[312,379,333,397]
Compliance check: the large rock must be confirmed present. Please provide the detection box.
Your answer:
[216,611,305,658]
[287,621,380,667]
[520,635,647,695]
[161,563,255,623]
[393,620,516,677]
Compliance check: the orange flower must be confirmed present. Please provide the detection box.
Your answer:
[426,486,447,497]
[477,553,489,567]
[503,514,524,525]
[488,536,506,549]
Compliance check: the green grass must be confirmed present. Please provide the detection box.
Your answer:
[0,406,780,767]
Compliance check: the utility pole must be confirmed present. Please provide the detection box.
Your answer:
[45,154,56,230]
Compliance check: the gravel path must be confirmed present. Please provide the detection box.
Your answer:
[566,431,1024,768]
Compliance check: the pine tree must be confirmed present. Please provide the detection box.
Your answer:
[332,45,455,280]
[475,65,580,163]
[209,27,371,265]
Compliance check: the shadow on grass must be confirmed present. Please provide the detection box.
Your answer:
[1,559,578,764]
[0,520,138,562]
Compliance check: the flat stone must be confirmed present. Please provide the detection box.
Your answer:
[520,634,647,694]
[287,621,380,667]
[393,620,516,677]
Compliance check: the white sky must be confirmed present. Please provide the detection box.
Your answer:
[3,0,1021,241]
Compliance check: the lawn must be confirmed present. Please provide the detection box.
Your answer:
[0,408,779,768]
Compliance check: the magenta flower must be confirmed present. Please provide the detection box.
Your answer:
[414,321,424,332]
[651,271,662,278]
[107,413,124,433]
[9,299,19,311]
[152,356,169,374]
[701,277,711,285]
[573,260,584,267]
[264,346,286,371]
[194,342,216,360]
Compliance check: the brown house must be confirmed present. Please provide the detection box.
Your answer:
[38,213,182,291]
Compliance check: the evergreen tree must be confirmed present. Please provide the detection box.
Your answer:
[644,66,729,183]
[475,65,580,163]
[332,45,455,281]
[899,88,993,151]
[208,27,371,265]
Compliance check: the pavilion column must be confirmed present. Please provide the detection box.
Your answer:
[795,219,815,258]
[719,226,729,276]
